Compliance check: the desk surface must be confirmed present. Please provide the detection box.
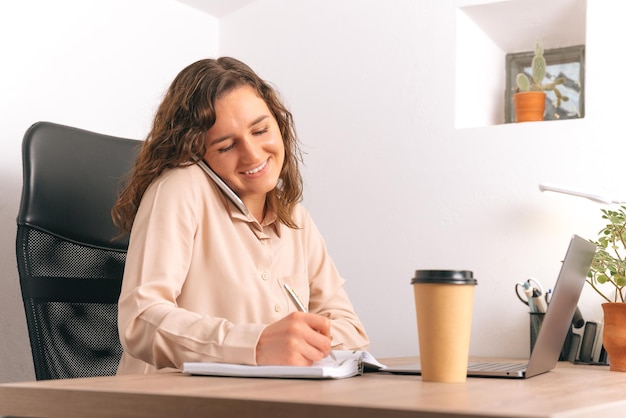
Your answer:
[1,358,625,418]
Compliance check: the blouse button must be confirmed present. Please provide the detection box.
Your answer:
[274,304,281,312]
[261,272,269,281]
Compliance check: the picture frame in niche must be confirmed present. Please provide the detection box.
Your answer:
[505,45,585,123]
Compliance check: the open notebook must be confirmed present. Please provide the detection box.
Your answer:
[183,350,386,379]
[386,234,596,379]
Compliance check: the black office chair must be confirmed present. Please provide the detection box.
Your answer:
[16,121,141,380]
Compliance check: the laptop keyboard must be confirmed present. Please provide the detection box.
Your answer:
[467,362,527,372]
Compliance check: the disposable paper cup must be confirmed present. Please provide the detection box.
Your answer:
[412,270,477,383]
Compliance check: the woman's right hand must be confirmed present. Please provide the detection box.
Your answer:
[255,312,332,366]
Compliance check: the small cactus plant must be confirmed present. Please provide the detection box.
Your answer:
[516,41,569,107]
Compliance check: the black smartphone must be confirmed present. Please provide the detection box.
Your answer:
[197,160,249,216]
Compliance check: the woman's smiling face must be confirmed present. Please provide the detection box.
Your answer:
[203,85,285,214]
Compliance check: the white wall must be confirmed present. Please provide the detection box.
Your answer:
[2,0,625,383]
[0,0,218,383]
[219,0,626,358]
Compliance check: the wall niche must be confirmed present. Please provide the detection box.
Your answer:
[454,0,587,129]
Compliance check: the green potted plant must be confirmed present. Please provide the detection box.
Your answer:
[587,206,626,371]
[588,207,626,302]
[514,41,569,122]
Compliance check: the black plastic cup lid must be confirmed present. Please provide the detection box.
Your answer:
[411,270,477,285]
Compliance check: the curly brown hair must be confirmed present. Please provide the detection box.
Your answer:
[112,57,303,233]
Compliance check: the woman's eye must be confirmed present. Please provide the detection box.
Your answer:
[218,142,236,153]
[253,127,269,136]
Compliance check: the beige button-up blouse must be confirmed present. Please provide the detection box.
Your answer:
[117,164,369,374]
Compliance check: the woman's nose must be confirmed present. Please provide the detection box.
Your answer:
[239,137,262,162]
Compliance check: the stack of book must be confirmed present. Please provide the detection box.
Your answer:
[562,320,609,365]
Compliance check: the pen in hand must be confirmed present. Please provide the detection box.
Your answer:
[284,282,307,312]
[283,283,336,361]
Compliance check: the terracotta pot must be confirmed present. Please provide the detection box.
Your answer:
[513,91,546,123]
[602,302,626,371]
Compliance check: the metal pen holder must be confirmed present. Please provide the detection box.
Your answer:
[529,312,545,353]
[530,312,571,361]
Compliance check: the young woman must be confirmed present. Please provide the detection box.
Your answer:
[113,57,369,374]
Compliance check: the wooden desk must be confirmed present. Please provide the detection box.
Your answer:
[1,358,625,418]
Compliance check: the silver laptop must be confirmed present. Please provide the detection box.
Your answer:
[387,234,596,379]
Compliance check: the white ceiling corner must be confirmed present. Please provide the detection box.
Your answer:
[175,0,258,18]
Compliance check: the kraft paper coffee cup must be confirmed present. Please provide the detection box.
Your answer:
[411,270,477,383]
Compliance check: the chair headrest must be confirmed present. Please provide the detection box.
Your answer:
[17,122,142,251]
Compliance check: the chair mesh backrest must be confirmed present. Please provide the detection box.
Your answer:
[16,227,126,380]
[16,121,141,380]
